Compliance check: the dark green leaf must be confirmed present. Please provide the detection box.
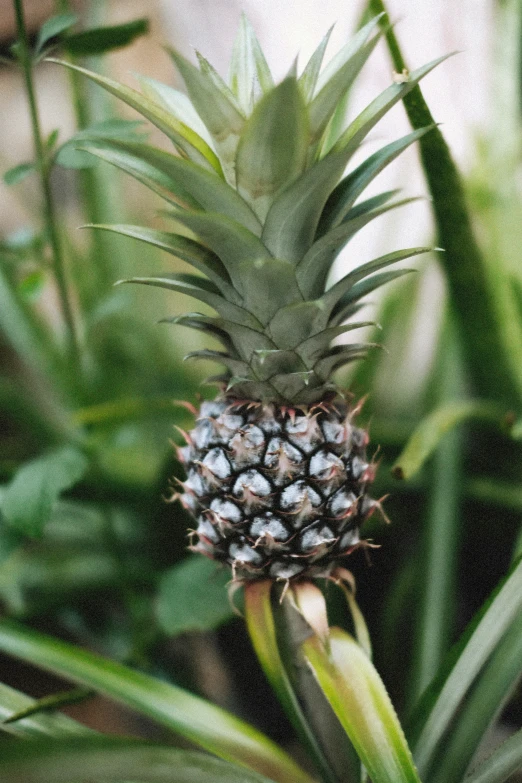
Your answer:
[0,736,277,783]
[1,447,88,537]
[63,19,149,56]
[464,729,522,783]
[0,682,88,739]
[3,162,35,186]
[156,557,233,636]
[35,13,78,56]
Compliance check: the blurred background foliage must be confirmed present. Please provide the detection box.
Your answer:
[0,0,521,768]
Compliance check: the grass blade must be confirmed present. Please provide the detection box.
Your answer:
[0,736,277,783]
[0,682,88,739]
[0,619,314,783]
[464,729,522,783]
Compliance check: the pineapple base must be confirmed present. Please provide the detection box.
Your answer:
[176,397,379,582]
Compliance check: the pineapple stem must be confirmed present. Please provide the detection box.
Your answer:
[13,0,82,371]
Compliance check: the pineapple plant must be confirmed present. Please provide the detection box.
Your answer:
[57,15,447,582]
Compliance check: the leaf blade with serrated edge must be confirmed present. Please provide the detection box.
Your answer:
[319,127,434,234]
[80,139,261,234]
[0,619,315,783]
[463,728,522,783]
[330,269,414,327]
[320,247,431,319]
[303,628,422,783]
[119,275,261,329]
[168,48,245,184]
[46,60,222,174]
[85,224,239,302]
[236,78,309,221]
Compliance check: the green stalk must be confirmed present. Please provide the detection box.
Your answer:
[368,0,522,407]
[13,0,81,369]
[408,312,463,706]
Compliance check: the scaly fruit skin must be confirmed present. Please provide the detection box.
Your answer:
[177,397,377,581]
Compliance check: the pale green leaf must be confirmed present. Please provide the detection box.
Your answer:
[156,557,233,636]
[55,119,146,170]
[314,15,382,94]
[0,619,315,783]
[0,736,277,783]
[298,26,333,102]
[136,75,214,146]
[47,60,222,174]
[3,162,36,185]
[304,628,421,783]
[392,400,509,480]
[1,447,88,537]
[236,78,308,221]
[229,14,274,113]
[168,48,245,183]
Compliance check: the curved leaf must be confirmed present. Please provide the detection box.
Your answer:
[303,627,421,783]
[0,682,88,739]
[392,400,509,480]
[464,729,522,783]
[47,60,222,174]
[0,736,277,783]
[0,619,314,783]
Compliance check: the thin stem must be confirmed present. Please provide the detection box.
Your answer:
[13,0,81,368]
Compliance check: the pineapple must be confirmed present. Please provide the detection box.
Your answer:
[61,16,446,581]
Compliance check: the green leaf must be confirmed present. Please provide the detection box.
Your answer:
[464,729,522,783]
[86,224,238,301]
[368,0,522,406]
[156,557,234,636]
[319,247,431,320]
[297,196,420,297]
[409,557,522,779]
[427,611,522,783]
[79,139,261,233]
[392,400,509,480]
[119,274,261,329]
[244,582,339,783]
[309,22,382,147]
[236,78,309,221]
[303,627,422,783]
[0,619,314,783]
[0,682,88,739]
[63,18,148,56]
[1,447,88,537]
[0,736,278,783]
[136,75,214,147]
[229,14,274,113]
[171,211,271,293]
[35,13,78,56]
[329,268,414,327]
[3,162,36,185]
[319,126,434,233]
[298,26,333,103]
[296,321,376,364]
[167,313,274,358]
[168,48,245,183]
[234,257,303,324]
[55,119,146,169]
[47,60,222,174]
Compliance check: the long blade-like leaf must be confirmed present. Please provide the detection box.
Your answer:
[0,682,88,739]
[303,627,422,783]
[409,557,522,778]
[464,729,522,783]
[0,736,277,783]
[47,60,222,174]
[392,400,509,481]
[0,619,314,783]
[229,14,274,113]
[368,0,522,406]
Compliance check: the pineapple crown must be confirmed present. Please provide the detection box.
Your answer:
[54,15,447,404]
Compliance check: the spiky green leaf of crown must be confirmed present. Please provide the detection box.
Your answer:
[55,16,448,404]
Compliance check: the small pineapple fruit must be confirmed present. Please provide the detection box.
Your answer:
[64,16,446,580]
